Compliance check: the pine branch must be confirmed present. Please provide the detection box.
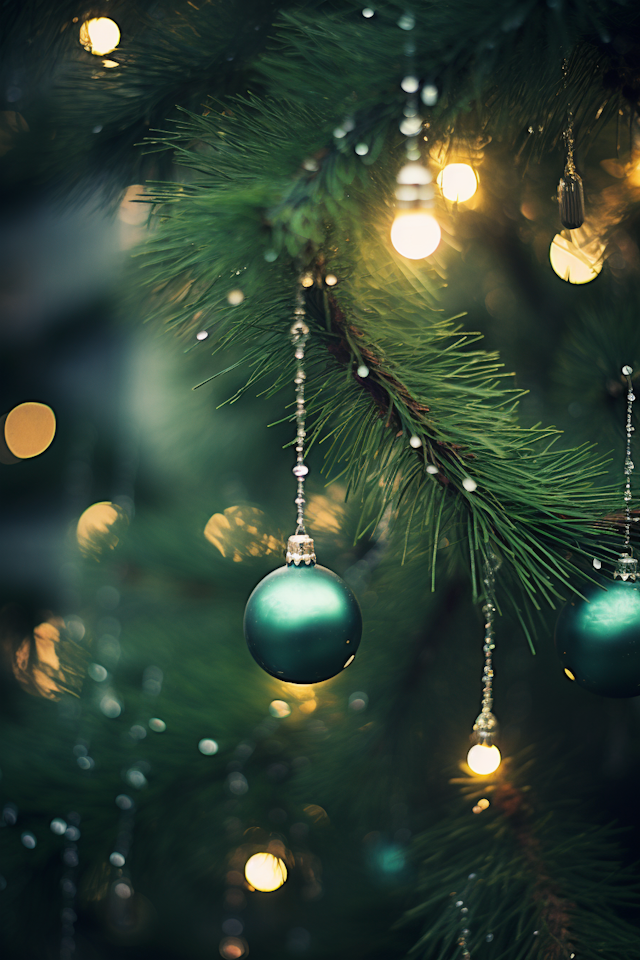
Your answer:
[132,87,632,640]
[406,762,640,960]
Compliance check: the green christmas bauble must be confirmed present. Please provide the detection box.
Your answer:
[555,580,640,698]
[244,562,362,684]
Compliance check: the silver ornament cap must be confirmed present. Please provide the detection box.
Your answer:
[614,552,638,582]
[286,534,316,566]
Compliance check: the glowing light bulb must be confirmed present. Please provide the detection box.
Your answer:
[467,743,501,775]
[437,164,478,203]
[79,18,120,56]
[549,233,604,284]
[390,211,441,260]
[244,853,287,892]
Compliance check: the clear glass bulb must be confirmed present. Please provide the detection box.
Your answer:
[466,743,501,775]
[390,212,441,260]
[437,164,478,203]
[244,853,288,892]
[549,234,604,285]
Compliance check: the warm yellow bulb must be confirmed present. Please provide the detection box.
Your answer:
[244,853,287,892]
[79,18,121,56]
[437,164,478,203]
[549,234,604,285]
[390,212,441,260]
[467,743,501,776]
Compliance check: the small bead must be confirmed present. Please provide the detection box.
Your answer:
[622,365,633,376]
[293,465,309,477]
[295,348,304,359]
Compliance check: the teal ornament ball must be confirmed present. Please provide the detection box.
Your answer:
[555,580,640,698]
[244,563,362,684]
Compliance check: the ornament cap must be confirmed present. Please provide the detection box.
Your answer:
[614,553,638,582]
[286,534,316,566]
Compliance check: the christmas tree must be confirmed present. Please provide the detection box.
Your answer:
[1,2,640,958]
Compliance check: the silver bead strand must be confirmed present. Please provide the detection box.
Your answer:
[615,366,637,581]
[472,554,499,746]
[287,287,316,566]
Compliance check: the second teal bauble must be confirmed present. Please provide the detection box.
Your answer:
[555,579,640,698]
[244,563,362,684]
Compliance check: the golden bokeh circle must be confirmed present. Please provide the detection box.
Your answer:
[4,402,56,459]
[76,501,128,558]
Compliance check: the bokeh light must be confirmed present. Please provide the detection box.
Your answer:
[245,852,288,892]
[12,618,87,700]
[467,743,502,775]
[118,185,150,226]
[79,17,120,55]
[390,212,441,259]
[76,501,128,559]
[2,401,55,460]
[219,937,249,960]
[549,233,604,284]
[269,700,291,718]
[227,289,244,305]
[204,505,282,561]
[437,163,478,202]
[198,738,219,755]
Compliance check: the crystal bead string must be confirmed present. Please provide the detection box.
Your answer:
[478,558,496,728]
[290,288,310,535]
[614,364,638,581]
[561,58,576,178]
[623,364,635,548]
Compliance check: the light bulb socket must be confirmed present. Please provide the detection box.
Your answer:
[558,170,585,230]
[472,710,498,745]
[286,534,316,566]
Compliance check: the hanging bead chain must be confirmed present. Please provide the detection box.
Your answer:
[472,554,499,744]
[287,288,316,566]
[616,365,637,580]
[291,289,310,534]
[561,59,576,177]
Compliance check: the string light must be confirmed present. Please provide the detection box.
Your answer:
[437,163,478,203]
[244,853,287,892]
[390,35,441,261]
[466,554,502,776]
[391,212,441,260]
[467,743,502,776]
[79,18,121,56]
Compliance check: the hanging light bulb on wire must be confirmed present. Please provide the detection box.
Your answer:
[391,162,441,259]
[390,33,441,261]
[466,554,502,777]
